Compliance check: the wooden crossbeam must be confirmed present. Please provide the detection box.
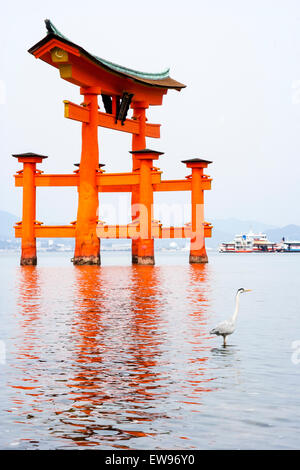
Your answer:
[97,224,212,239]
[15,224,212,239]
[14,174,79,187]
[64,101,89,123]
[153,179,211,191]
[64,100,160,138]
[14,225,76,238]
[14,172,161,188]
[14,173,212,192]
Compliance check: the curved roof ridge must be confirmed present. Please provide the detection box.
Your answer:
[45,19,171,81]
[95,56,170,80]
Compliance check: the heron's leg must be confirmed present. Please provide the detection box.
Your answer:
[223,335,227,347]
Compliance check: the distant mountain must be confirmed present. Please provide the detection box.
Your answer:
[266,225,300,242]
[210,218,276,235]
[206,228,234,248]
[0,210,19,239]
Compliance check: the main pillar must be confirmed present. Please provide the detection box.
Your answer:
[182,158,212,264]
[12,152,48,266]
[73,87,101,265]
[130,149,163,265]
[131,102,148,264]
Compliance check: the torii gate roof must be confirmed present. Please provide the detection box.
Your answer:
[28,20,186,92]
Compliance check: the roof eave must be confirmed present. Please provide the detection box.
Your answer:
[28,33,186,90]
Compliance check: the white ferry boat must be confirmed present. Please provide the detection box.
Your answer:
[219,231,277,253]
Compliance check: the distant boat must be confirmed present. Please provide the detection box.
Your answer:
[219,231,277,253]
[276,239,300,253]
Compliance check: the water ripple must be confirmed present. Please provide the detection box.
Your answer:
[0,253,300,449]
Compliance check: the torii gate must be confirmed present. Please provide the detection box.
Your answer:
[13,20,212,266]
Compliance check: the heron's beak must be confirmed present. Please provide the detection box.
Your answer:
[244,289,252,292]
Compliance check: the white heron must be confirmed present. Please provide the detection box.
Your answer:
[210,288,251,346]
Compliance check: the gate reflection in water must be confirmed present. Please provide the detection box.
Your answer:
[6,261,213,449]
[2,253,300,449]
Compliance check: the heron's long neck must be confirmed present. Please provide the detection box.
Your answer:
[231,293,241,323]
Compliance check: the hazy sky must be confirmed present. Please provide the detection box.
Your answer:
[1,0,299,227]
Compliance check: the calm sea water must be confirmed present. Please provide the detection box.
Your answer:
[0,250,299,450]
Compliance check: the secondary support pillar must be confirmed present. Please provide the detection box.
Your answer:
[131,102,148,264]
[12,152,48,266]
[182,158,212,264]
[130,149,163,265]
[73,86,101,265]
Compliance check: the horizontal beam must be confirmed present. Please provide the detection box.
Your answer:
[100,184,133,193]
[15,174,80,187]
[153,180,191,192]
[58,58,166,105]
[99,171,162,187]
[15,225,76,238]
[154,179,211,192]
[64,101,160,138]
[160,226,210,238]
[99,172,140,186]
[14,172,162,188]
[97,224,212,239]
[14,173,211,192]
[64,100,89,123]
[14,224,212,239]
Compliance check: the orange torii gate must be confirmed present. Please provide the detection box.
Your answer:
[13,20,212,266]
